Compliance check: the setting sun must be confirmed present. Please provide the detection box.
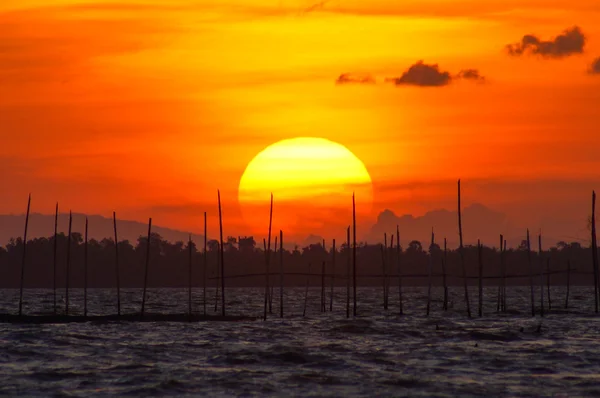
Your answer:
[238,137,373,236]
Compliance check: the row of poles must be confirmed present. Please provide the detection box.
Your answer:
[15,191,227,319]
[11,182,600,319]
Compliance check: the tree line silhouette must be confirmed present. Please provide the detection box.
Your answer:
[0,233,594,289]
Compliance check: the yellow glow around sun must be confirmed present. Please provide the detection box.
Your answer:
[238,137,373,235]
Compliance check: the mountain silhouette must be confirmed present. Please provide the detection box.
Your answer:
[0,213,204,246]
[367,203,538,248]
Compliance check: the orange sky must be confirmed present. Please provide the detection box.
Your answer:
[2,0,600,242]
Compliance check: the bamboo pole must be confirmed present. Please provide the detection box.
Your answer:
[397,225,403,315]
[330,239,335,312]
[321,239,326,311]
[84,217,88,318]
[592,191,599,312]
[141,218,152,318]
[546,257,551,311]
[18,194,31,317]
[65,211,72,316]
[538,232,544,317]
[565,260,571,309]
[381,235,387,310]
[346,226,350,318]
[389,234,394,310]
[203,212,207,316]
[352,192,357,316]
[321,260,326,312]
[503,239,507,311]
[113,212,121,317]
[270,236,277,314]
[426,229,434,316]
[442,237,448,311]
[53,203,58,315]
[478,240,483,317]
[458,180,471,318]
[279,230,284,319]
[498,234,504,312]
[188,234,193,317]
[218,190,225,317]
[526,229,535,317]
[497,236,502,313]
[263,193,273,321]
[303,262,311,317]
[384,233,389,309]
[214,243,220,313]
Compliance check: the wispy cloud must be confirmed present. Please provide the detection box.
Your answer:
[385,61,452,87]
[456,69,486,83]
[382,61,485,87]
[506,26,586,58]
[335,73,376,85]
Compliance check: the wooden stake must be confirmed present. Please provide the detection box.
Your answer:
[330,239,335,312]
[497,236,502,313]
[321,260,326,312]
[478,240,483,317]
[526,229,535,317]
[538,232,544,317]
[442,237,448,311]
[352,192,357,317]
[65,211,72,316]
[389,234,394,309]
[53,203,58,315]
[263,193,273,321]
[188,234,193,317]
[546,257,551,311]
[384,233,389,309]
[397,225,403,315]
[269,236,277,314]
[84,217,88,318]
[203,212,207,316]
[141,218,152,318]
[18,194,31,317]
[498,234,504,312]
[380,242,387,310]
[279,230,284,319]
[346,226,350,319]
[218,190,225,317]
[458,180,471,318]
[303,262,311,317]
[427,229,434,316]
[214,243,220,313]
[592,191,599,312]
[503,239,507,311]
[565,260,571,309]
[113,212,121,317]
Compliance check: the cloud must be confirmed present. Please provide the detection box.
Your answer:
[386,61,452,87]
[335,73,376,85]
[456,69,486,82]
[506,26,586,58]
[589,57,600,74]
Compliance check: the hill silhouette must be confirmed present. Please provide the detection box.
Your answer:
[0,213,205,246]
[366,203,562,249]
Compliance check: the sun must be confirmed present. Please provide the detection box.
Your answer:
[238,137,373,237]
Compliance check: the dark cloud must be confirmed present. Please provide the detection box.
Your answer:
[387,60,451,87]
[506,26,586,58]
[335,73,376,85]
[589,57,600,74]
[456,69,486,82]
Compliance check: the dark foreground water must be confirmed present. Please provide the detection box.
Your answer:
[1,286,599,397]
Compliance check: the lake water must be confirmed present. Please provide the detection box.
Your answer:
[1,286,599,397]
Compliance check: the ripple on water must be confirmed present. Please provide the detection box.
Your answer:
[1,286,599,397]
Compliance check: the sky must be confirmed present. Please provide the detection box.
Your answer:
[2,0,600,243]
